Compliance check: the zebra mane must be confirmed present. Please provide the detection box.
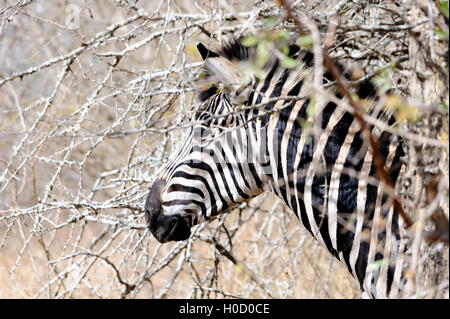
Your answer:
[197,37,378,103]
[218,38,254,61]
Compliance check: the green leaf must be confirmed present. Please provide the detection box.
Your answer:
[371,259,389,267]
[306,99,315,118]
[304,135,313,145]
[440,1,449,19]
[298,118,312,130]
[242,35,259,47]
[439,101,449,113]
[263,16,278,30]
[373,70,391,93]
[384,94,420,122]
[275,29,290,42]
[435,27,449,41]
[238,61,262,83]
[296,34,313,48]
[255,41,270,68]
[281,56,299,68]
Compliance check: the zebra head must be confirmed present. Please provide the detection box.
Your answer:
[145,41,264,243]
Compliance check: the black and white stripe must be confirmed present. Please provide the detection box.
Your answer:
[145,39,407,298]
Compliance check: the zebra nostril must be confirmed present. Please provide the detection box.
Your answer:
[183,211,196,226]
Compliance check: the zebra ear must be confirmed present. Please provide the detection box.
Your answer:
[197,43,219,60]
[204,56,242,86]
[197,43,250,104]
[197,43,241,85]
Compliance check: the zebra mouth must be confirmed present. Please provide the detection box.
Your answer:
[153,215,192,243]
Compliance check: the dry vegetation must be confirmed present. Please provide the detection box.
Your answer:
[0,0,448,298]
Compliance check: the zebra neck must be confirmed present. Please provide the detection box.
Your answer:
[254,94,407,298]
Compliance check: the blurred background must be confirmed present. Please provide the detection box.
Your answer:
[0,0,448,298]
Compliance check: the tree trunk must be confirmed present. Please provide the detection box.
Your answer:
[401,0,449,298]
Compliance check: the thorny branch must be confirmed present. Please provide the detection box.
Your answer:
[278,0,448,231]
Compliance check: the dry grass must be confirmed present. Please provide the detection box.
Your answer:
[0,196,360,298]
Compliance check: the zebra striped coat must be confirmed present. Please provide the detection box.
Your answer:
[145,39,408,298]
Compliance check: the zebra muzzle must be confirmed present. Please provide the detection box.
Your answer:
[145,178,192,243]
[145,178,166,233]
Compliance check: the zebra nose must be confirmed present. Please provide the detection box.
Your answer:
[145,178,167,233]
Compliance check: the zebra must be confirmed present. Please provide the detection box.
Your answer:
[145,38,408,298]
